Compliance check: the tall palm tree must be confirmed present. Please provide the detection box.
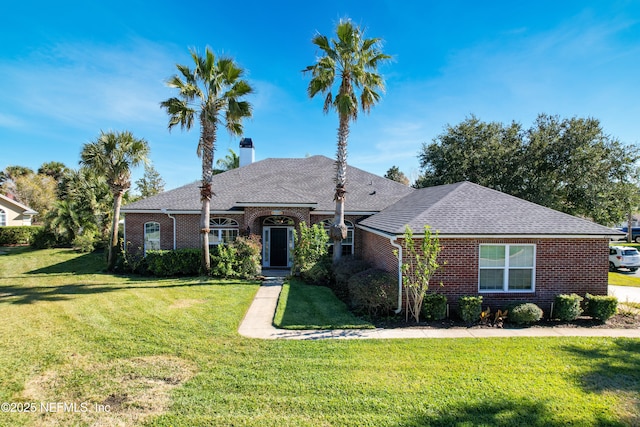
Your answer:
[161,47,253,272]
[80,131,149,270]
[304,18,391,263]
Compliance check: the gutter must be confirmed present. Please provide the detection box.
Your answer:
[390,236,403,314]
[357,224,404,314]
[162,209,177,250]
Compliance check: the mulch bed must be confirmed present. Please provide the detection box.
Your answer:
[373,303,640,330]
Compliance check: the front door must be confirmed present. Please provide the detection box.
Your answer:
[270,228,288,267]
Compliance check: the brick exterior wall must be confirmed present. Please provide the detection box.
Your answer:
[125,209,373,260]
[361,230,399,274]
[360,231,610,314]
[124,212,244,253]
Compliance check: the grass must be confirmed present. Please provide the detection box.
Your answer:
[273,278,373,329]
[610,241,640,249]
[1,247,640,426]
[609,271,640,287]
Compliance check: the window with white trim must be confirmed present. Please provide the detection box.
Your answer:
[209,217,239,245]
[320,219,354,256]
[144,222,160,253]
[479,244,535,292]
[0,209,5,226]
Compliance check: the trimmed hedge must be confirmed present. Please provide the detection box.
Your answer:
[124,235,263,278]
[332,257,371,300]
[422,293,447,320]
[347,268,398,316]
[553,293,583,321]
[585,293,618,321]
[510,303,543,325]
[0,226,42,245]
[458,296,483,324]
[146,249,201,276]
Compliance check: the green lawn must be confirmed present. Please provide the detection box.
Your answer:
[273,278,373,329]
[1,247,639,426]
[609,271,640,287]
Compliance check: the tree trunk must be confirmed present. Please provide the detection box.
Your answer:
[628,212,634,244]
[201,192,211,271]
[107,190,123,271]
[199,113,216,273]
[331,117,349,263]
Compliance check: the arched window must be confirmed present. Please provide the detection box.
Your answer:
[320,219,354,256]
[144,222,160,253]
[0,209,6,226]
[209,217,239,245]
[263,216,295,226]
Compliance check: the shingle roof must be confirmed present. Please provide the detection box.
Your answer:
[359,181,621,237]
[122,155,414,213]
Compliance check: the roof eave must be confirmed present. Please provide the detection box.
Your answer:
[357,225,620,240]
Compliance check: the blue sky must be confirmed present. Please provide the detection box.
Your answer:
[2,1,639,190]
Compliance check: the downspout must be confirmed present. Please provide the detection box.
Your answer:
[390,236,403,314]
[162,209,177,250]
[122,213,126,252]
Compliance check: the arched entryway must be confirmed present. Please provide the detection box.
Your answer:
[262,216,295,268]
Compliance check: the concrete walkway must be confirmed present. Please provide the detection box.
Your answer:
[238,274,640,340]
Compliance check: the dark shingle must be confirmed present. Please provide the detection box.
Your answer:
[122,155,413,213]
[359,181,620,236]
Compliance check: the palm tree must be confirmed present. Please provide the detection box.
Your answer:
[304,18,391,263]
[80,131,149,270]
[161,47,253,272]
[213,148,240,174]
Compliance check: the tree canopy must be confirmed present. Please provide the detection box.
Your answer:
[81,130,149,270]
[135,163,165,198]
[384,166,410,185]
[416,114,640,225]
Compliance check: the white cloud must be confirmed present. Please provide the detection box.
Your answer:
[0,38,178,131]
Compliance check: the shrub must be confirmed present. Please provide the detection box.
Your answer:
[422,293,447,321]
[510,303,543,325]
[31,227,61,249]
[210,243,236,277]
[458,296,483,324]
[301,256,332,286]
[72,229,98,253]
[146,249,201,276]
[585,293,618,321]
[347,268,398,317]
[0,226,42,245]
[332,257,371,300]
[293,222,329,276]
[231,235,262,278]
[115,242,148,274]
[553,293,583,321]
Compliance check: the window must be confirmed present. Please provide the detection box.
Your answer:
[263,216,294,226]
[320,219,354,256]
[0,209,5,226]
[144,222,160,253]
[209,217,239,245]
[479,244,535,292]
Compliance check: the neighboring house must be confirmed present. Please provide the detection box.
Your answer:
[0,194,38,226]
[122,142,621,312]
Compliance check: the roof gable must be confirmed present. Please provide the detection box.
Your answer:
[0,194,37,215]
[360,181,619,237]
